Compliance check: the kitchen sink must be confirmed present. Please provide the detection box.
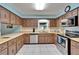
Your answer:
[0,37,10,39]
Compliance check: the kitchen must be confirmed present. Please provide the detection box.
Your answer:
[0,3,79,55]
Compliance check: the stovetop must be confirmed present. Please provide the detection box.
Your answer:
[65,30,79,38]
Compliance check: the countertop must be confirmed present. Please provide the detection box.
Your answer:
[0,32,58,44]
[0,31,79,44]
[0,32,24,44]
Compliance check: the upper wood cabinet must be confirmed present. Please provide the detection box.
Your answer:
[65,12,72,19]
[10,13,16,24]
[22,19,38,27]
[50,19,58,27]
[72,8,78,17]
[0,6,22,25]
[15,16,21,25]
[0,7,10,23]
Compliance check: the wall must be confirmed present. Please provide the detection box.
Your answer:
[1,23,22,35]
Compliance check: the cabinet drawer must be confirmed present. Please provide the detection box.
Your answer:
[8,39,16,46]
[0,42,7,52]
[0,49,7,55]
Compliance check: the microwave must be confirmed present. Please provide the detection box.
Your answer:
[68,16,78,26]
[61,16,78,27]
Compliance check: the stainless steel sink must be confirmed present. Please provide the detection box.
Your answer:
[0,37,10,39]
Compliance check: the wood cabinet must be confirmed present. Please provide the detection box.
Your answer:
[66,12,72,19]
[16,35,24,52]
[22,19,27,27]
[0,7,10,23]
[0,6,22,25]
[15,16,19,25]
[7,39,16,55]
[71,40,79,55]
[24,34,30,44]
[72,9,78,16]
[50,19,58,27]
[0,42,8,55]
[38,34,56,44]
[8,44,16,55]
[0,34,25,55]
[0,49,7,55]
[10,13,16,24]
[22,19,38,27]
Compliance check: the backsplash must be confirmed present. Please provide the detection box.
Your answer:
[0,23,22,35]
[64,26,79,31]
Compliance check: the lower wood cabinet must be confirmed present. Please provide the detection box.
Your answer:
[0,42,7,51]
[38,34,56,44]
[71,40,79,55]
[17,38,22,51]
[7,39,17,55]
[8,44,16,55]
[0,49,7,55]
[16,35,24,52]
[24,34,30,44]
[0,42,8,55]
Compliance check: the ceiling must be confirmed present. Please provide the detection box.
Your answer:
[0,3,79,18]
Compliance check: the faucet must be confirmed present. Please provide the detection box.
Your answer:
[33,28,35,32]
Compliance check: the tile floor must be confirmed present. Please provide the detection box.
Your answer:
[16,44,62,55]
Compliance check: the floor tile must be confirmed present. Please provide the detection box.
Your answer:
[16,44,62,55]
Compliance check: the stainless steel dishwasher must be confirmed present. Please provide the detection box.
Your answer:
[30,34,38,44]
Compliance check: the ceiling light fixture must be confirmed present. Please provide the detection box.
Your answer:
[34,3,46,10]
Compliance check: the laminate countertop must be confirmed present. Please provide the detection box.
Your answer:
[0,32,24,44]
[0,32,79,44]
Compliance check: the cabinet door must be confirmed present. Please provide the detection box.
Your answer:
[16,37,21,51]
[50,19,58,27]
[38,35,45,43]
[38,34,56,44]
[0,7,10,23]
[72,9,77,17]
[22,20,27,27]
[0,42,7,52]
[8,45,16,55]
[10,13,16,24]
[22,19,38,27]
[24,34,30,44]
[66,12,72,19]
[71,40,79,55]
[0,49,7,55]
[71,45,79,55]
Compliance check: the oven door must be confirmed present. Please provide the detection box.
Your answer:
[57,35,68,48]
[57,35,62,44]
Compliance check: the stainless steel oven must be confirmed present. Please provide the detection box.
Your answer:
[56,34,70,55]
